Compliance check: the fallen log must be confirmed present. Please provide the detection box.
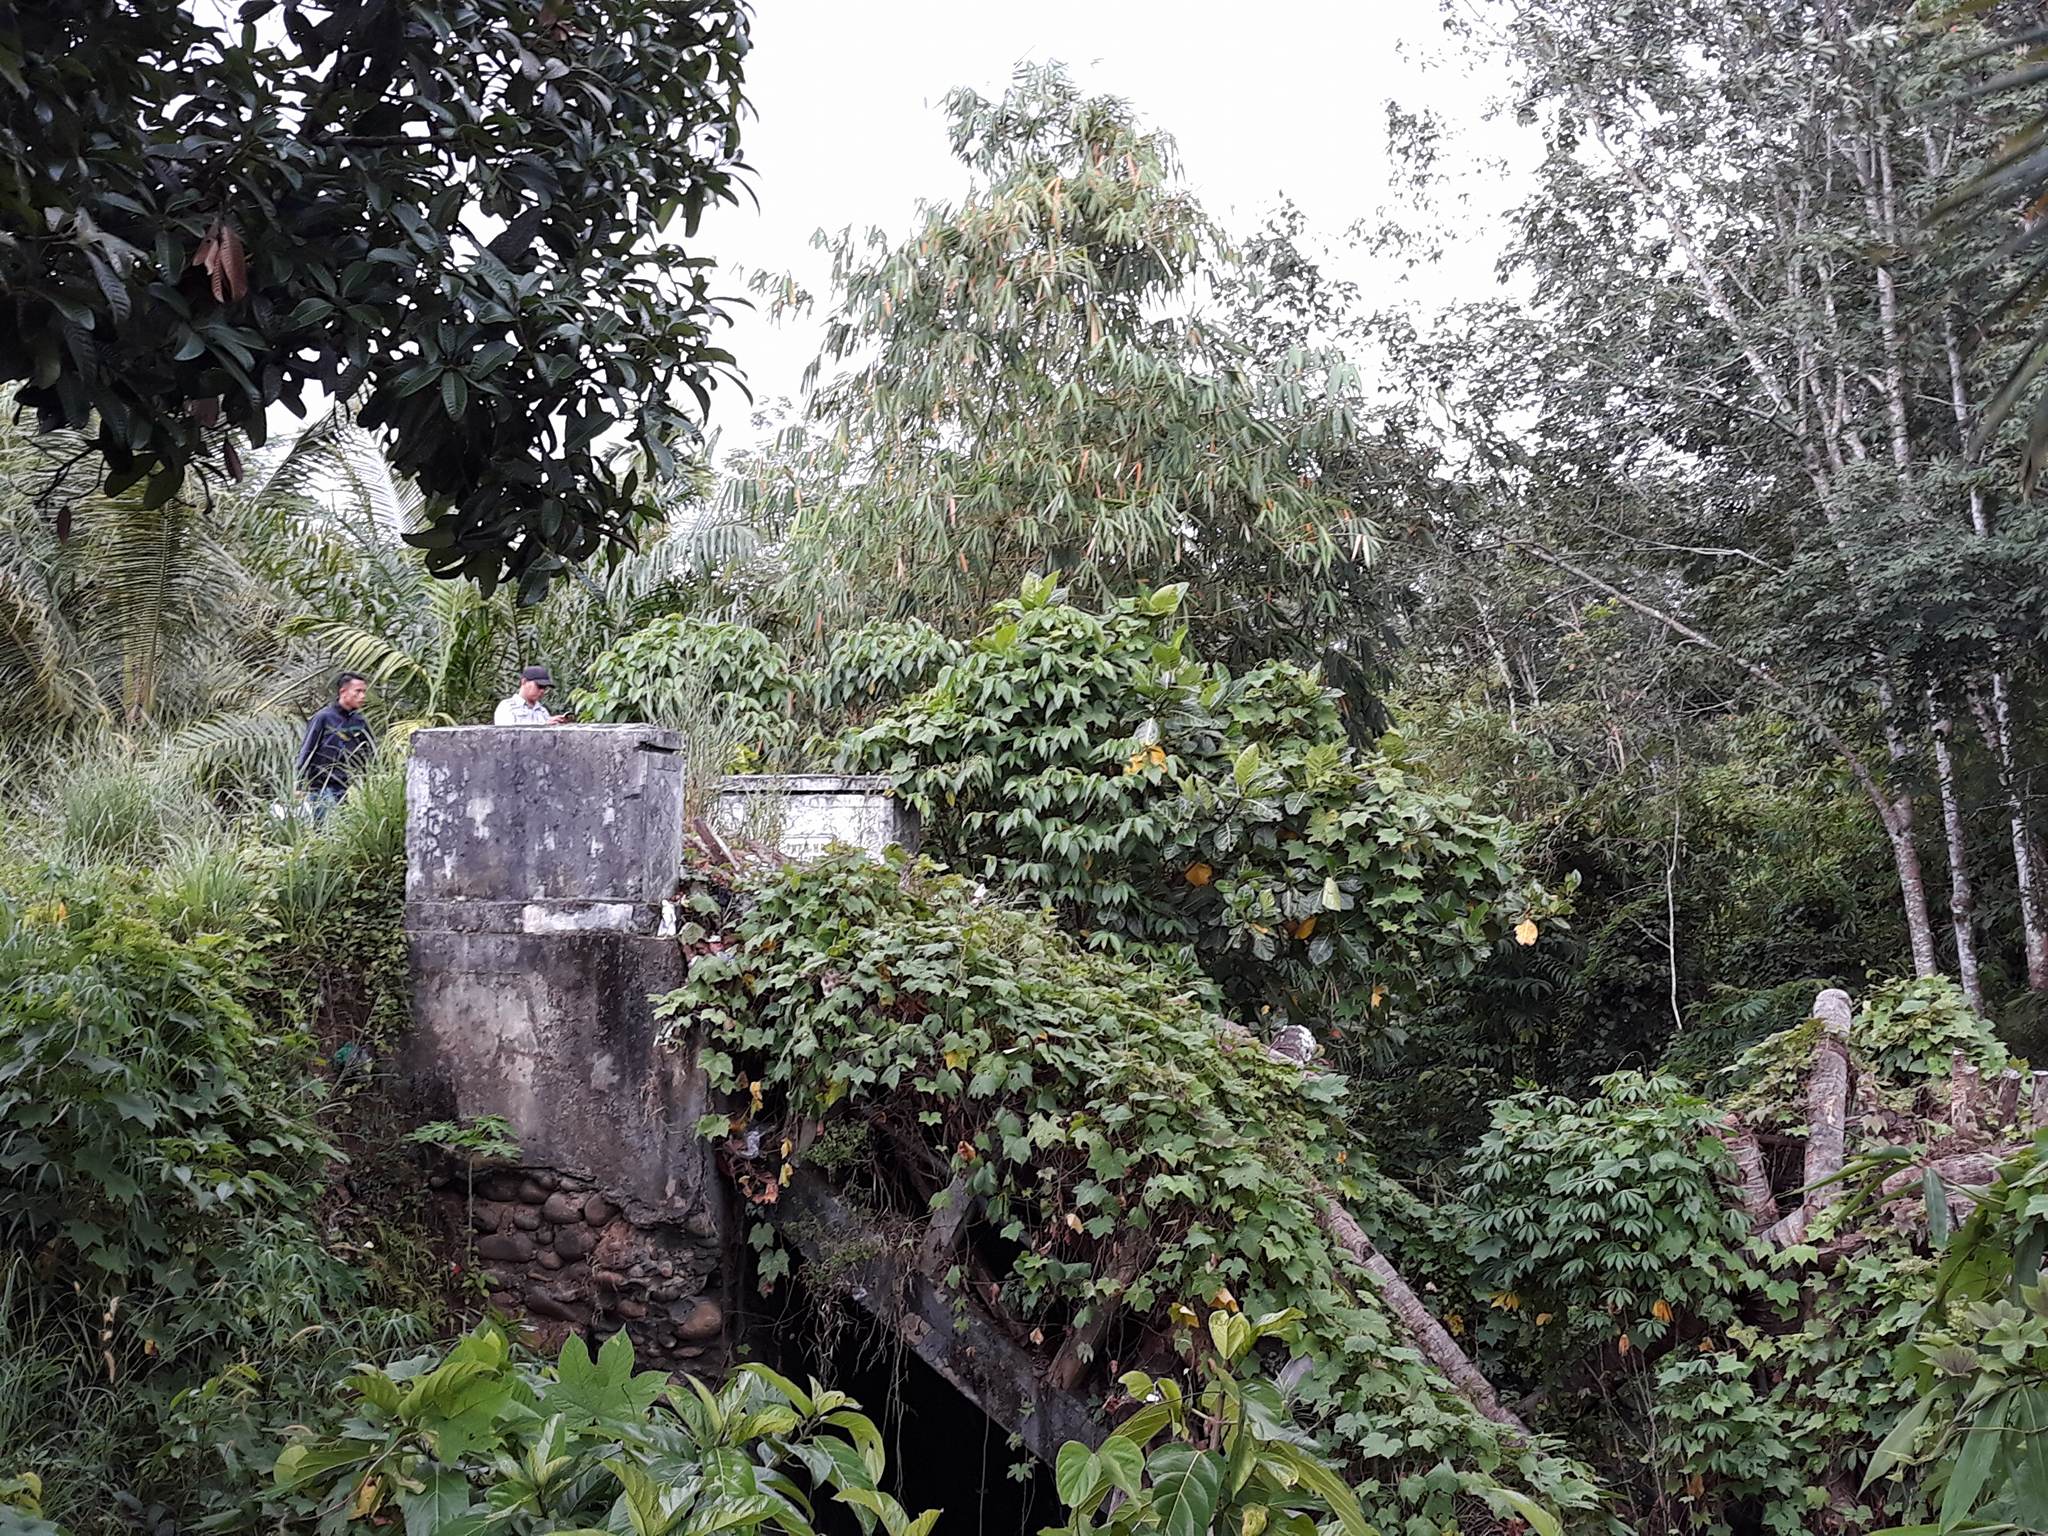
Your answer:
[1317,1193,1530,1434]
[1218,1020,1529,1433]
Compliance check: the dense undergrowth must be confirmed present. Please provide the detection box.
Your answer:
[7,576,2046,1536]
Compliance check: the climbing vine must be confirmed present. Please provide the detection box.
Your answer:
[844,577,1567,1054]
[658,850,1601,1532]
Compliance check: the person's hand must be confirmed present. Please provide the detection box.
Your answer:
[549,713,570,725]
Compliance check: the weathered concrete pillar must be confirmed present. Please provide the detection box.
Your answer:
[401,725,728,1367]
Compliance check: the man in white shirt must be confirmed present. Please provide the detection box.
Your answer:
[494,665,568,726]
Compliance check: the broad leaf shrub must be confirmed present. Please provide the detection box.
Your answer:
[582,616,805,767]
[1448,1017,2013,1533]
[659,849,1601,1532]
[580,615,965,756]
[0,751,433,1534]
[269,1325,932,1536]
[0,895,330,1291]
[844,578,1564,1054]
[1459,1073,1755,1371]
[807,619,963,729]
[1047,1307,1529,1536]
[1647,1244,1927,1536]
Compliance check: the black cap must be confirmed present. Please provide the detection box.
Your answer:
[520,665,553,685]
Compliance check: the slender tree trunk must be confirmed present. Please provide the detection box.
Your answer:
[1881,802,1939,978]
[1929,695,1983,1011]
[1975,673,2048,990]
[1942,306,2048,991]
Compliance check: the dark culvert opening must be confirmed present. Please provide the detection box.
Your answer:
[743,1267,1059,1536]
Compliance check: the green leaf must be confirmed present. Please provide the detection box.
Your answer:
[1145,1445,1222,1536]
[1233,744,1262,792]
[441,372,468,419]
[1940,1389,2011,1531]
[1055,1444,1100,1510]
[541,1329,666,1428]
[1925,1167,1951,1250]
[1096,1435,1144,1497]
[399,1466,474,1536]
[1108,1402,1172,1449]
[1480,1488,1556,1536]
[1863,1396,1933,1491]
[825,1410,888,1485]
[734,1363,816,1417]
[1260,1443,1374,1536]
[272,1439,383,1491]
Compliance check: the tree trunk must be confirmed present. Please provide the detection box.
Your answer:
[1316,1195,1528,1433]
[1713,1113,1781,1231]
[1765,989,1853,1246]
[1942,306,2048,992]
[1971,674,2048,991]
[1882,798,1939,979]
[1928,696,1983,1011]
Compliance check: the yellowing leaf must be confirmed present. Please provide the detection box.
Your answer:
[1652,1299,1674,1323]
[1209,1287,1238,1313]
[1064,1212,1084,1232]
[1535,1312,1554,1326]
[1515,917,1539,946]
[1184,862,1213,887]
[1489,1291,1521,1312]
[351,1476,383,1519]
[1293,916,1317,939]
[747,1080,764,1112]
[942,1048,969,1069]
[1168,1302,1199,1329]
[1446,1313,1464,1336]
[1369,985,1384,1009]
[1617,1332,1632,1356]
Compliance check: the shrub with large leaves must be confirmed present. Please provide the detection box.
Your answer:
[269,1325,929,1536]
[661,850,1600,1532]
[1458,1073,1756,1370]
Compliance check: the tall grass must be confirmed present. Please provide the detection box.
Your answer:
[152,832,265,940]
[0,1260,141,1529]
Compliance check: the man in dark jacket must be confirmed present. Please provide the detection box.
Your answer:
[297,672,374,817]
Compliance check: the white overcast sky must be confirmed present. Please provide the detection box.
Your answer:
[696,0,1535,449]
